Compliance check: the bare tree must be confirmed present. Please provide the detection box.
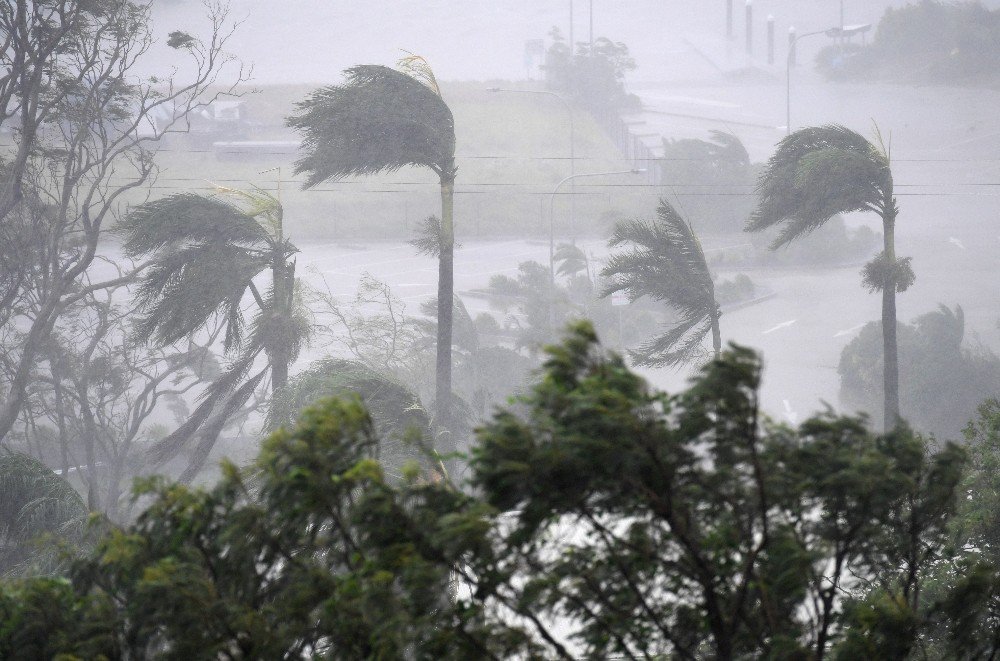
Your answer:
[0,0,247,442]
[15,281,224,517]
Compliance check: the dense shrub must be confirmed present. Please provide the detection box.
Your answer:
[816,1,1000,84]
[839,304,1000,439]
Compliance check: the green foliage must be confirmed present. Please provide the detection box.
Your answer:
[268,358,433,476]
[473,323,967,657]
[602,198,721,366]
[839,305,1000,439]
[1,324,995,658]
[0,577,117,659]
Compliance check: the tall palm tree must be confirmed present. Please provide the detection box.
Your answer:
[286,57,458,432]
[601,199,721,367]
[747,125,911,431]
[121,190,307,392]
[120,190,310,476]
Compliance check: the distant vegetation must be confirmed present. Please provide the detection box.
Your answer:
[816,1,1000,84]
[543,27,640,113]
[839,305,1000,440]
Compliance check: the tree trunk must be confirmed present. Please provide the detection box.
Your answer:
[711,308,722,360]
[268,250,293,393]
[881,209,900,432]
[435,174,455,445]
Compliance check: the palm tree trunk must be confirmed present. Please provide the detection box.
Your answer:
[268,255,293,393]
[881,209,900,432]
[436,174,455,440]
[711,310,722,361]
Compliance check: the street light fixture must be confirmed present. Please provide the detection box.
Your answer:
[547,169,645,282]
[785,23,870,135]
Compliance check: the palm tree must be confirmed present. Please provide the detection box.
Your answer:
[601,199,721,367]
[120,190,310,477]
[747,125,911,431]
[286,57,458,431]
[0,451,88,577]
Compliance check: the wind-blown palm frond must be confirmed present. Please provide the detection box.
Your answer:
[397,52,442,97]
[287,65,456,186]
[120,193,270,255]
[554,242,589,279]
[748,125,891,248]
[131,242,269,350]
[146,347,264,467]
[121,194,276,351]
[410,215,444,258]
[704,129,751,166]
[602,199,720,368]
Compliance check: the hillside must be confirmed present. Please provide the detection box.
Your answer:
[150,82,651,242]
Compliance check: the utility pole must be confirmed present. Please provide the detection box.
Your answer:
[589,0,594,51]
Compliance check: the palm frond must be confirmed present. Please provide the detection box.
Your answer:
[397,51,442,96]
[119,193,270,257]
[287,65,456,187]
[630,314,713,368]
[748,124,891,248]
[0,452,87,576]
[410,215,443,258]
[146,348,263,467]
[419,295,479,353]
[247,282,313,366]
[554,242,589,278]
[212,185,284,240]
[706,129,751,166]
[602,199,719,368]
[131,242,269,350]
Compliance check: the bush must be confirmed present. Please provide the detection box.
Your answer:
[544,28,639,113]
[658,131,757,235]
[839,304,1000,439]
[816,1,1000,84]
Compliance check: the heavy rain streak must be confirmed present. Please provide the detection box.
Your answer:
[2,1,1000,657]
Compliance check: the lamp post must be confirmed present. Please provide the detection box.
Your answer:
[786,24,871,134]
[545,168,644,333]
[786,29,827,136]
[547,169,644,282]
[488,87,576,232]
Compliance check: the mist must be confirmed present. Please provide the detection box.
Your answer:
[2,0,1000,655]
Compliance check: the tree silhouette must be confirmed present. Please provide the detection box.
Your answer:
[602,199,721,367]
[120,190,309,478]
[747,124,911,431]
[287,58,459,439]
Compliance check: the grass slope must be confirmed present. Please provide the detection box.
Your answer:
[152,82,656,242]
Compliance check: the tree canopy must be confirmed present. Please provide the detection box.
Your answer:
[3,323,998,658]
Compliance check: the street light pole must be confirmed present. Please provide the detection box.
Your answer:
[786,23,870,134]
[545,168,644,334]
[547,169,644,282]
[786,29,827,136]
